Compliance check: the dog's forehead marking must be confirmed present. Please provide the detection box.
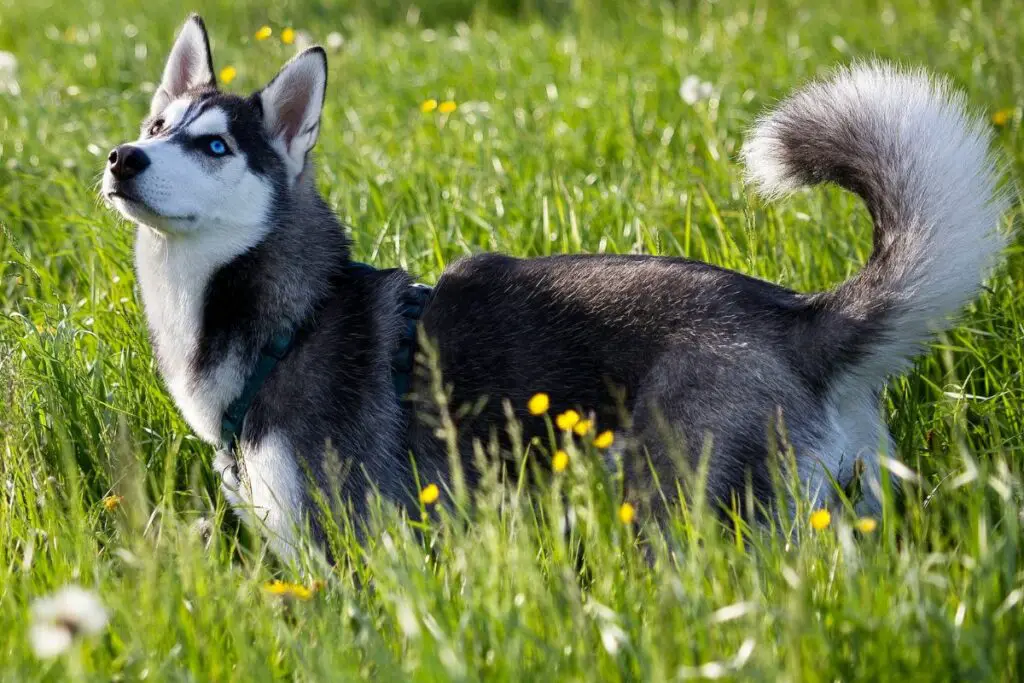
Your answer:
[158,95,220,132]
[160,98,193,128]
[185,107,229,137]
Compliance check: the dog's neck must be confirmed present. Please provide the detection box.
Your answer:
[133,185,348,443]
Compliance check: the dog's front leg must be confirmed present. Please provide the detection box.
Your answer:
[213,448,245,508]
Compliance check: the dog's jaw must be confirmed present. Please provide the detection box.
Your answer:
[107,192,197,233]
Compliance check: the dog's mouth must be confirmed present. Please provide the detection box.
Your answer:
[107,190,195,223]
[107,188,145,205]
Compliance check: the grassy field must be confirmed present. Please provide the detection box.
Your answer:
[1,0,1023,679]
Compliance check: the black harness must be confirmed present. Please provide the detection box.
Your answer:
[219,263,431,452]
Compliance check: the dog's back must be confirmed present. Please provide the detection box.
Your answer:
[411,254,823,501]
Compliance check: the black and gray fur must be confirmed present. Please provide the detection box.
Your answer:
[103,16,1009,558]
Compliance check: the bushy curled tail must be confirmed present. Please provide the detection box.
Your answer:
[742,62,1009,385]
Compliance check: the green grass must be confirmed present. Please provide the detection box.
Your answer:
[1,0,1023,679]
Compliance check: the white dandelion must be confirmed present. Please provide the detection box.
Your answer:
[28,585,109,659]
[326,32,344,51]
[0,51,19,96]
[679,74,715,105]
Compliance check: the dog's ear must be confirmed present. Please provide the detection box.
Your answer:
[258,47,327,181]
[151,14,216,116]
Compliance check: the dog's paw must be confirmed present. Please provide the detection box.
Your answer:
[213,449,241,492]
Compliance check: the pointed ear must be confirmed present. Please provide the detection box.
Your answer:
[151,15,216,116]
[258,47,327,180]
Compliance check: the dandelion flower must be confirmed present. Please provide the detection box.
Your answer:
[679,75,701,103]
[593,430,614,449]
[552,450,569,473]
[0,51,19,96]
[810,509,831,530]
[855,517,878,533]
[618,502,636,525]
[679,75,715,105]
[219,66,237,85]
[262,580,312,601]
[280,28,296,45]
[438,100,457,114]
[255,26,273,41]
[992,108,1012,126]
[101,495,123,511]
[29,585,109,659]
[420,98,438,113]
[555,409,580,431]
[527,392,550,415]
[572,419,593,436]
[420,483,440,505]
[326,32,345,51]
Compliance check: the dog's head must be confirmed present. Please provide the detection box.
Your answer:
[103,15,326,238]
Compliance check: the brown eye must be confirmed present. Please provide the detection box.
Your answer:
[148,119,165,136]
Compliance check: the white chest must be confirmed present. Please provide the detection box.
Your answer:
[134,227,246,443]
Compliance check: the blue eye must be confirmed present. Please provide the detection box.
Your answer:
[206,137,228,156]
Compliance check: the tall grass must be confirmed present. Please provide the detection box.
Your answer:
[0,0,1021,679]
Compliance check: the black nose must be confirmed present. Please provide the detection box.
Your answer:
[107,145,150,180]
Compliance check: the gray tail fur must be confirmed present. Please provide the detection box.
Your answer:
[742,62,1009,387]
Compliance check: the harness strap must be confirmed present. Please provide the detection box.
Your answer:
[219,263,430,452]
[220,328,293,450]
[394,282,432,399]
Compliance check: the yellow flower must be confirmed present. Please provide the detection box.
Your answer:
[420,98,438,113]
[572,419,593,436]
[552,450,569,473]
[438,100,457,114]
[281,28,295,45]
[255,26,273,41]
[555,410,580,431]
[420,483,440,505]
[101,495,123,511]
[262,580,312,601]
[855,517,878,533]
[810,509,831,530]
[527,392,550,415]
[593,430,614,449]
[618,502,636,525]
[992,109,1012,126]
[219,66,237,85]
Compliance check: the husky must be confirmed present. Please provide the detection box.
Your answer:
[103,15,1007,559]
